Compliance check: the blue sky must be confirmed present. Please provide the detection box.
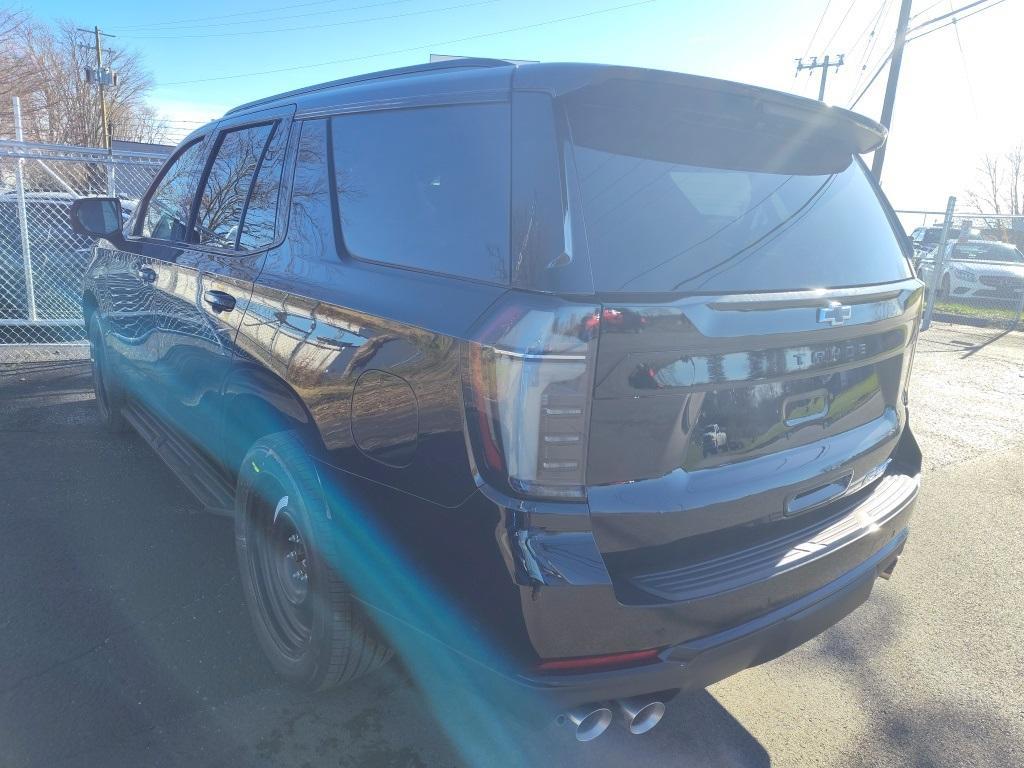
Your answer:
[26,0,1024,214]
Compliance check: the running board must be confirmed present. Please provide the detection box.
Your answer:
[122,402,235,517]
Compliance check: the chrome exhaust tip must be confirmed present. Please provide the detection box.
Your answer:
[879,556,899,580]
[617,697,666,735]
[561,705,614,742]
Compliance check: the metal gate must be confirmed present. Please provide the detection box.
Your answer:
[0,139,165,361]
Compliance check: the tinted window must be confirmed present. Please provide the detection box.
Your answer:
[285,119,337,259]
[140,138,207,241]
[194,123,274,249]
[330,104,510,283]
[239,122,289,251]
[568,103,912,293]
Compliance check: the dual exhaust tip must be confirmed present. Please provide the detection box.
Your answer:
[563,697,666,742]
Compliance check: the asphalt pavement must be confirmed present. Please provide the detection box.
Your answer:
[0,321,1021,768]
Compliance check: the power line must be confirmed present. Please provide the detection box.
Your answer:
[821,0,858,51]
[849,0,1007,110]
[848,0,895,103]
[909,0,947,20]
[120,0,418,32]
[906,0,1007,41]
[119,0,498,40]
[849,47,892,108]
[111,0,416,31]
[847,0,891,62]
[801,0,834,60]
[155,0,658,87]
[907,0,996,32]
[947,3,979,118]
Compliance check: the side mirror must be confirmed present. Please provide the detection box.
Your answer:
[69,197,124,239]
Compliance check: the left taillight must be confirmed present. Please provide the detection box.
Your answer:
[461,294,600,500]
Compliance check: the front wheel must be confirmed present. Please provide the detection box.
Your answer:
[938,275,951,300]
[235,432,392,691]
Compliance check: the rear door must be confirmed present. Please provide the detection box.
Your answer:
[556,83,922,585]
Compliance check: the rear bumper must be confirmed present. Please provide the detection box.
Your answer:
[509,525,906,711]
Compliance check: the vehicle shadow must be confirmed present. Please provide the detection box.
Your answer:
[808,588,1024,768]
[0,361,768,767]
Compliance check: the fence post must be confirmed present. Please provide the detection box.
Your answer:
[106,156,116,196]
[11,96,37,323]
[921,195,956,331]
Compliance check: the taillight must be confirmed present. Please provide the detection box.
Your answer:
[462,295,600,500]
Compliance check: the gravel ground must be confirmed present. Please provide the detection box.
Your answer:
[0,322,1021,768]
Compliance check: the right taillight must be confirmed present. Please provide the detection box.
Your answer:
[462,295,600,500]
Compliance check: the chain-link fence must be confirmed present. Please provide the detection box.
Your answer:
[896,201,1024,333]
[0,139,165,362]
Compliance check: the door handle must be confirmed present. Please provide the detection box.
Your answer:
[203,290,236,313]
[137,266,157,283]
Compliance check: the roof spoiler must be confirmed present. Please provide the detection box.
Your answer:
[513,63,886,155]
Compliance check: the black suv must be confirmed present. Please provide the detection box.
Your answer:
[72,60,923,741]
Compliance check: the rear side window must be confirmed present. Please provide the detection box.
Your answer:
[140,138,207,241]
[194,123,275,249]
[567,99,912,293]
[330,104,510,283]
[239,121,289,251]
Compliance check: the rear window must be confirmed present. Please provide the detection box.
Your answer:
[330,104,510,284]
[567,101,912,293]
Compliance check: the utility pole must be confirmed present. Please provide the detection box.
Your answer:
[795,54,845,102]
[77,26,116,149]
[94,26,109,149]
[870,0,913,182]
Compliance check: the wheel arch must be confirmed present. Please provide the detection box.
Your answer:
[82,290,99,329]
[221,362,327,480]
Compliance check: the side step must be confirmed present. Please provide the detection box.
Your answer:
[122,401,235,517]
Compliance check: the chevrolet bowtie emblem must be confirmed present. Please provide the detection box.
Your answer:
[817,302,852,326]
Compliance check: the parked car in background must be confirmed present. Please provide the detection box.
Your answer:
[917,239,1024,302]
[908,224,981,270]
[71,59,923,742]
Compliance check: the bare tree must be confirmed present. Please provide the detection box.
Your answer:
[0,12,168,146]
[967,145,1024,217]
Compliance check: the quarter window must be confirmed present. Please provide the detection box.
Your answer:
[194,123,275,249]
[330,104,510,283]
[140,138,207,242]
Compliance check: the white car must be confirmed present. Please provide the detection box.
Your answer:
[918,240,1024,302]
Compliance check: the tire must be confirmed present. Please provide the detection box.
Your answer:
[939,275,951,300]
[235,431,392,691]
[87,314,128,433]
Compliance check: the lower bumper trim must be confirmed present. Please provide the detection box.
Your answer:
[510,527,907,712]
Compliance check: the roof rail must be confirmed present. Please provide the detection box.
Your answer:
[224,58,515,116]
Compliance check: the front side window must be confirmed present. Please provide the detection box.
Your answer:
[140,138,208,241]
[330,103,510,283]
[194,123,275,249]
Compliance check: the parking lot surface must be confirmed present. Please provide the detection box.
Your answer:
[1,321,1021,767]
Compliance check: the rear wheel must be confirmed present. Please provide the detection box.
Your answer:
[87,314,128,433]
[235,431,392,690]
